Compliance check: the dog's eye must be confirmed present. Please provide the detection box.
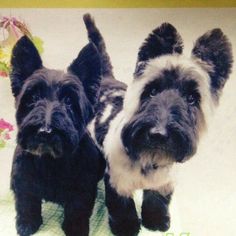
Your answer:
[32,94,40,103]
[187,94,198,105]
[150,88,158,97]
[64,96,72,106]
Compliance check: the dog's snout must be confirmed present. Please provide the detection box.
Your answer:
[148,126,168,141]
[38,125,52,135]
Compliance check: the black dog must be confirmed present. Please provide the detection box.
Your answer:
[84,14,233,235]
[10,36,105,236]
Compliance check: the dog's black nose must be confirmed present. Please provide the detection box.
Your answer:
[38,126,52,135]
[148,126,168,142]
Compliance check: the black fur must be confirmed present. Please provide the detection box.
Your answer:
[141,190,171,231]
[84,14,233,236]
[83,13,114,79]
[104,174,140,236]
[10,36,105,236]
[138,23,183,61]
[68,42,102,107]
[192,28,233,97]
[134,23,183,76]
[11,36,42,97]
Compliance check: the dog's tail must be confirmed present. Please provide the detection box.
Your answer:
[83,13,114,79]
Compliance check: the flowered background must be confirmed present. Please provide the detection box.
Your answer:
[0,118,13,148]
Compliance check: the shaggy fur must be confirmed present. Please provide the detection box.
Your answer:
[84,14,233,235]
[10,36,105,236]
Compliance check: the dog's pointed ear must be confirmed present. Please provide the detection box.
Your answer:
[10,36,43,97]
[134,23,183,76]
[68,43,101,106]
[192,29,233,97]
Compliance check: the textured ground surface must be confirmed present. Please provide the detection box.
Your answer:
[0,9,235,236]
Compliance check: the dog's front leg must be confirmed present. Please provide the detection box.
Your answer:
[62,194,96,236]
[104,174,140,236]
[15,193,42,236]
[141,182,173,232]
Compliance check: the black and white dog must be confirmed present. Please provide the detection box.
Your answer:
[84,14,233,235]
[10,36,105,236]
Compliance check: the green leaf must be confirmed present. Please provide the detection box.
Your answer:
[0,138,6,148]
[0,62,9,72]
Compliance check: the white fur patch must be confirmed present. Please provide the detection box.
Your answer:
[100,104,113,123]
[87,118,96,141]
[110,90,125,97]
[99,95,106,102]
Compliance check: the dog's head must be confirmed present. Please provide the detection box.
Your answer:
[121,23,233,164]
[11,36,101,158]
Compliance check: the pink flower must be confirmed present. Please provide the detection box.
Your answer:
[0,118,14,131]
[0,71,8,77]
[3,132,11,140]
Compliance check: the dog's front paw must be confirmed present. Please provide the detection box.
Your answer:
[141,209,170,232]
[142,211,170,232]
[16,217,42,236]
[109,216,141,236]
[62,220,89,236]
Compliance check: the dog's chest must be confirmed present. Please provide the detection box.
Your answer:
[34,157,79,202]
[103,120,172,197]
[108,152,172,197]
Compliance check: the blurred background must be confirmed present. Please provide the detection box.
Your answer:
[0,9,235,236]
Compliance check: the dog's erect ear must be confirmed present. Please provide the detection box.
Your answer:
[134,23,183,76]
[138,23,183,61]
[192,29,233,97]
[68,43,101,106]
[10,36,43,97]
